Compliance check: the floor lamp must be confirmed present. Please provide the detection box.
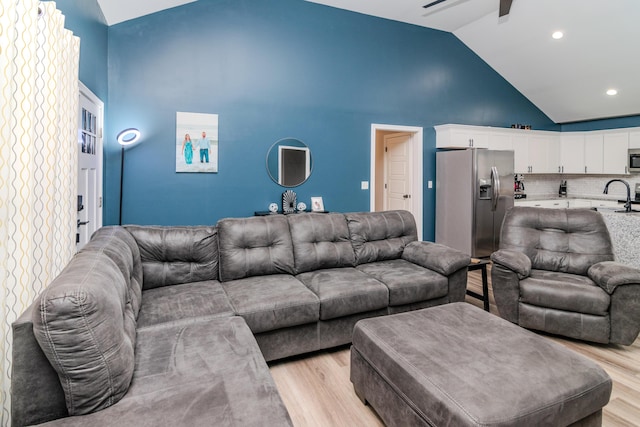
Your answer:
[117,128,141,225]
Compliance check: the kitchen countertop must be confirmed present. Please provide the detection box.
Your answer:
[517,194,623,202]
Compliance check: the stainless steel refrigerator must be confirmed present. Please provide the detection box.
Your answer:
[436,149,514,258]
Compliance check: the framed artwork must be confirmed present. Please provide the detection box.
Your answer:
[176,112,219,173]
[311,197,324,212]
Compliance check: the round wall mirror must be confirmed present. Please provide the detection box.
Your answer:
[266,138,312,187]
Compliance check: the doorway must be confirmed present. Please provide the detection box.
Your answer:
[370,124,423,239]
[77,82,104,250]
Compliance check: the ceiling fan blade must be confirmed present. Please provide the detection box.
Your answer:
[499,0,513,17]
[423,0,447,9]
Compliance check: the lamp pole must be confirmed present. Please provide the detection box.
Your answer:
[116,128,141,226]
[119,145,125,225]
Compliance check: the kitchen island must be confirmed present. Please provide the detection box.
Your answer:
[598,210,640,270]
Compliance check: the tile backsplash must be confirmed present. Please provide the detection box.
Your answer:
[523,174,640,200]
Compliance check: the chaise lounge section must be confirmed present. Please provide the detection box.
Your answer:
[12,210,470,426]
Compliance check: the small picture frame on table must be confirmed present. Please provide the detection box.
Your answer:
[311,197,324,212]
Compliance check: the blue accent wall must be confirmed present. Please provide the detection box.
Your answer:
[51,0,108,101]
[106,0,556,239]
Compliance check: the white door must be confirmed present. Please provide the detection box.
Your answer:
[384,133,412,211]
[77,83,103,250]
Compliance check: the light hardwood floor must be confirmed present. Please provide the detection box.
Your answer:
[269,266,640,427]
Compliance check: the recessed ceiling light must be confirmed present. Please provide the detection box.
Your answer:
[552,31,564,40]
[606,89,618,96]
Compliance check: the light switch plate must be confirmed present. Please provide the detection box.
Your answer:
[428,181,433,189]
[361,181,369,190]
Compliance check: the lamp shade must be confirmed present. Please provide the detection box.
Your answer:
[117,128,140,146]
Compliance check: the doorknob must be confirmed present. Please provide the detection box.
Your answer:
[77,220,90,228]
[403,194,410,199]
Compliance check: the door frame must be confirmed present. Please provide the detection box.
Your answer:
[77,81,104,250]
[370,124,423,239]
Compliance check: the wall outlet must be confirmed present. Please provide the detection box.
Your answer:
[361,181,369,190]
[428,180,433,189]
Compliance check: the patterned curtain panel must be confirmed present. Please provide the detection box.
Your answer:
[0,1,80,425]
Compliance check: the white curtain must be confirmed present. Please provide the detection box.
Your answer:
[0,1,80,425]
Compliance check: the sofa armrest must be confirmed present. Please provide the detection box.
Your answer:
[588,261,640,294]
[401,241,470,276]
[490,249,531,279]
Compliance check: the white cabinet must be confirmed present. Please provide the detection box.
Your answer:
[559,133,603,174]
[584,134,604,174]
[488,132,512,151]
[512,134,529,173]
[559,134,585,174]
[435,125,489,148]
[515,199,619,209]
[528,134,559,173]
[591,200,620,209]
[436,124,638,175]
[511,132,558,174]
[602,132,629,174]
[515,199,568,208]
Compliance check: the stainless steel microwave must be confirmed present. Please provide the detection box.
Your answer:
[630,149,640,173]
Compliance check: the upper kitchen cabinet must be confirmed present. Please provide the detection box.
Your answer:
[513,132,559,173]
[532,134,560,173]
[602,132,629,174]
[559,133,586,174]
[584,133,604,174]
[435,124,639,175]
[435,124,489,149]
[487,131,512,151]
[630,131,640,149]
[559,133,603,174]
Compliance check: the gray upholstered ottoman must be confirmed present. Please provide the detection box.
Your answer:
[350,303,612,427]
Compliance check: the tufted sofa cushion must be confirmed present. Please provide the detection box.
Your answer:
[32,228,140,416]
[346,210,418,265]
[217,215,295,281]
[500,207,615,275]
[288,213,356,274]
[126,225,218,289]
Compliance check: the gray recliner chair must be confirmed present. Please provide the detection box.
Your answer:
[491,207,640,345]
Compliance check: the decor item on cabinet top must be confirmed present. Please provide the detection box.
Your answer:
[510,124,531,130]
[282,190,297,213]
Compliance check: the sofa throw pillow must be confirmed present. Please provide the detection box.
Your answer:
[32,251,136,416]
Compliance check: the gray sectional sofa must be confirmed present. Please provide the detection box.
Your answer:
[12,210,470,426]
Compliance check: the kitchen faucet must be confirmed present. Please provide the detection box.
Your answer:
[603,179,632,213]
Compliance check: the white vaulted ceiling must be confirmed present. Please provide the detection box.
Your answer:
[96,0,197,26]
[98,0,640,123]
